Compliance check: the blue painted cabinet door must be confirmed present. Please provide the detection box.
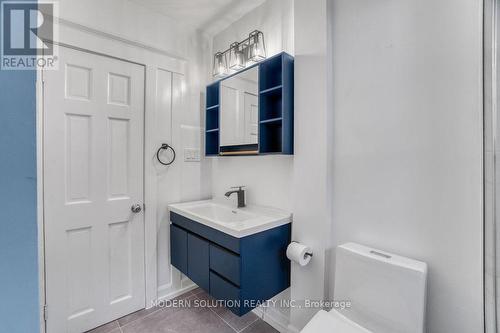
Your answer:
[170,224,188,275]
[188,233,210,292]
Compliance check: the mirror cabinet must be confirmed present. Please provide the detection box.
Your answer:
[205,52,294,156]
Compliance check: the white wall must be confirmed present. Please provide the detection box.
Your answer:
[327,0,484,332]
[290,0,330,330]
[210,0,294,210]
[57,0,191,59]
[210,0,484,332]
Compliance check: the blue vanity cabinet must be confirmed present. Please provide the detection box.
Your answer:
[170,212,291,316]
[205,52,294,156]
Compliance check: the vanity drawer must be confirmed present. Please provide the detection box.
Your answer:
[209,271,241,315]
[188,233,210,292]
[210,244,241,286]
[170,224,188,275]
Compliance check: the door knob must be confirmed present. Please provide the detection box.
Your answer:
[131,204,142,213]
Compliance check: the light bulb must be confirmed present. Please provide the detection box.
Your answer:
[248,31,266,62]
[229,42,246,71]
[212,52,227,77]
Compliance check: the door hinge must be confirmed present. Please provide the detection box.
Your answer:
[143,203,146,212]
[43,304,48,321]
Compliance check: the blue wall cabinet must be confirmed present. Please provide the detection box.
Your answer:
[170,212,291,316]
[205,52,294,156]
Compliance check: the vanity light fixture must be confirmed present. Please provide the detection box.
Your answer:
[212,30,266,77]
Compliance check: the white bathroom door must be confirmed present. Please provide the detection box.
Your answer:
[43,46,145,333]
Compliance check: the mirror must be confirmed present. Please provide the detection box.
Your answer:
[220,66,259,154]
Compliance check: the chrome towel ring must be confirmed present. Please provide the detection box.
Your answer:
[156,143,176,166]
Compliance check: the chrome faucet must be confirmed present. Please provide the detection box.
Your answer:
[225,186,246,208]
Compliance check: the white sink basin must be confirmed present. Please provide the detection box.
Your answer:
[187,204,257,223]
[168,199,292,238]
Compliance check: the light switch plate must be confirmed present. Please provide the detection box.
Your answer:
[184,148,200,162]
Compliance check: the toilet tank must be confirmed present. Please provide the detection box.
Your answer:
[334,243,427,333]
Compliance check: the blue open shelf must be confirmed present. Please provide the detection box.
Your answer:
[260,85,283,95]
[258,53,294,154]
[206,82,219,108]
[260,117,282,124]
[206,106,219,131]
[206,82,220,156]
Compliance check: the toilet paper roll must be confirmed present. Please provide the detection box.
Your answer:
[286,242,312,266]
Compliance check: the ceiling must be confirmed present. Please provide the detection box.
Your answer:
[129,0,266,36]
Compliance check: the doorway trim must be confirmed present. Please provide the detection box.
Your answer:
[36,17,189,333]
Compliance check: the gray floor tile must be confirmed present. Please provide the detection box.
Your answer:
[194,289,259,331]
[241,319,279,333]
[121,305,234,333]
[189,287,205,296]
[118,306,161,327]
[175,292,196,301]
[194,290,221,307]
[85,320,119,333]
[217,309,259,332]
[120,306,186,332]
[85,289,278,333]
[118,293,194,327]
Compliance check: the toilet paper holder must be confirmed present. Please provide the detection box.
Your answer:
[287,241,314,266]
[291,240,313,257]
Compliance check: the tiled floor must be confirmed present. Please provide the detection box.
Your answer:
[86,288,279,333]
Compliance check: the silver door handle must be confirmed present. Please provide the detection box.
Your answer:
[131,204,142,213]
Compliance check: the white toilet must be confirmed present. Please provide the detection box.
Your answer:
[301,243,427,333]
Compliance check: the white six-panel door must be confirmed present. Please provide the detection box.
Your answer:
[43,46,145,333]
